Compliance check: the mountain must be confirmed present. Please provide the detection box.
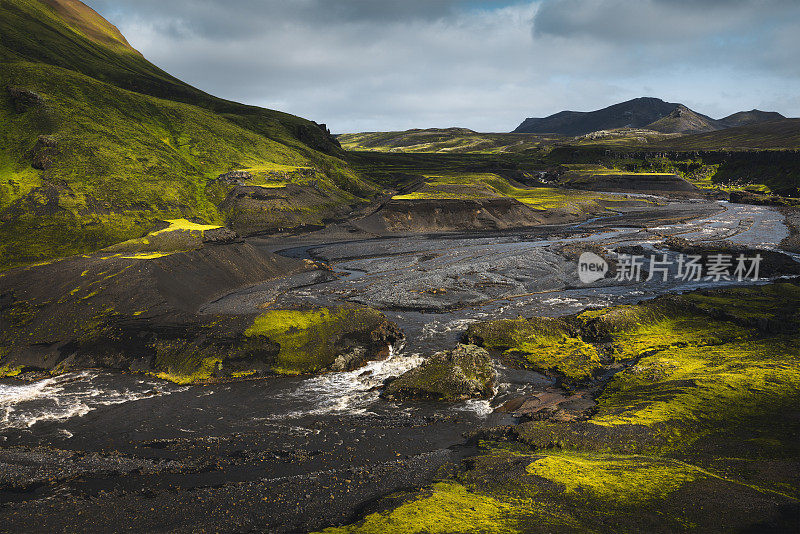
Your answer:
[0,0,376,269]
[718,110,785,128]
[644,104,722,134]
[513,97,785,136]
[512,97,680,136]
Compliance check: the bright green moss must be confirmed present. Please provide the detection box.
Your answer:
[469,317,602,382]
[318,482,523,534]
[526,452,704,504]
[153,356,221,385]
[152,219,221,234]
[594,337,800,429]
[0,364,23,378]
[245,307,385,374]
[120,252,174,260]
[105,218,222,257]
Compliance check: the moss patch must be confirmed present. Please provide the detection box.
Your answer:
[467,317,603,383]
[525,452,704,504]
[318,482,524,534]
[245,306,387,374]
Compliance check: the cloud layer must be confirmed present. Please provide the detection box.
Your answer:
[86,0,800,132]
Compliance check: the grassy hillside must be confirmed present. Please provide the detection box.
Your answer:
[652,118,800,150]
[338,128,559,154]
[0,0,376,269]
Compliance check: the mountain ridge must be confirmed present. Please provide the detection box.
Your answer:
[513,97,785,135]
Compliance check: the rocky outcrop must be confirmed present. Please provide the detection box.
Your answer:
[295,122,342,154]
[495,388,596,422]
[382,344,496,401]
[663,236,800,278]
[6,85,45,113]
[216,171,252,185]
[221,183,352,236]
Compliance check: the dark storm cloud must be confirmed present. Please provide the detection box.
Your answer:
[531,0,800,76]
[83,0,799,132]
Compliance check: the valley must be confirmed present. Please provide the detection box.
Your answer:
[1,1,799,533]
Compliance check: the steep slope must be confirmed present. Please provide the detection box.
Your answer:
[512,97,679,136]
[719,109,785,128]
[652,118,800,150]
[644,104,722,134]
[0,0,377,269]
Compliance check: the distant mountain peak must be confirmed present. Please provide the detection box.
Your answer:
[512,97,679,135]
[513,98,784,136]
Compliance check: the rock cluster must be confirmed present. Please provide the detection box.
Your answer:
[216,171,253,185]
[6,85,44,112]
[382,344,496,401]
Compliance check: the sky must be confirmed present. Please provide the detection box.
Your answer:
[84,0,800,133]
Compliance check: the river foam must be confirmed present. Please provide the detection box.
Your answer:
[0,371,184,430]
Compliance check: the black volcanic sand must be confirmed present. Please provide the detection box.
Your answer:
[1,200,798,533]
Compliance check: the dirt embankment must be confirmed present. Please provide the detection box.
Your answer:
[221,184,357,236]
[353,197,547,233]
[559,172,704,197]
[351,195,631,234]
[779,206,800,252]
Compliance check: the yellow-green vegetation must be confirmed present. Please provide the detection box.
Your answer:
[0,364,23,378]
[525,452,704,504]
[153,352,223,385]
[562,164,668,177]
[469,317,603,382]
[571,128,679,147]
[103,218,222,257]
[338,128,558,154]
[245,306,386,374]
[392,173,645,215]
[318,482,524,534]
[498,282,800,458]
[0,0,375,270]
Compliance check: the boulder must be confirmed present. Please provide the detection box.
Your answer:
[495,388,596,422]
[382,344,496,401]
[7,85,44,113]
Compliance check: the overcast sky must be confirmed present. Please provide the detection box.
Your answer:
[85,0,800,133]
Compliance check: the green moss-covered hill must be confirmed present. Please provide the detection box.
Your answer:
[0,0,378,269]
